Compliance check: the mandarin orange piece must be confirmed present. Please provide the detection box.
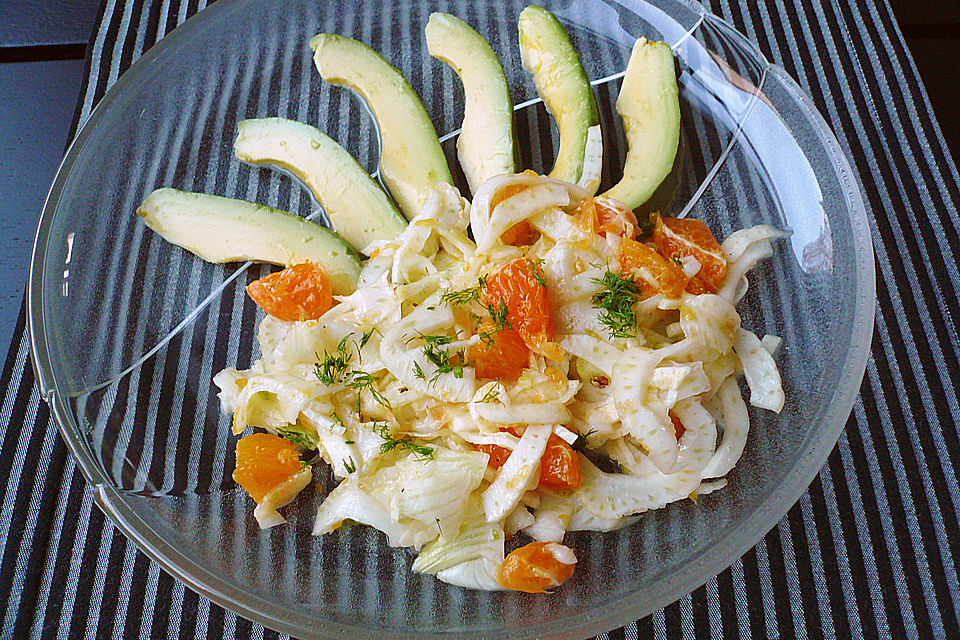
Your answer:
[593,196,639,240]
[501,220,541,246]
[618,236,688,298]
[233,433,303,503]
[670,412,685,439]
[539,434,581,491]
[482,257,554,351]
[477,441,512,469]
[652,215,728,294]
[496,541,577,593]
[469,323,529,382]
[246,262,333,322]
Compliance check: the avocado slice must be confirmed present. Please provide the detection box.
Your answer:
[311,34,453,220]
[425,12,515,195]
[518,6,599,184]
[602,37,680,210]
[137,188,361,294]
[234,117,407,254]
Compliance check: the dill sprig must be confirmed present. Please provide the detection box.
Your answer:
[485,299,511,332]
[591,271,643,338]
[419,334,465,382]
[354,327,379,363]
[314,335,353,384]
[372,422,435,461]
[348,371,393,411]
[524,258,548,288]
[440,274,488,306]
[343,457,357,474]
[478,385,503,404]
[277,428,315,449]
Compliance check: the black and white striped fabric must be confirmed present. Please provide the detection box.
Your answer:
[2,0,959,637]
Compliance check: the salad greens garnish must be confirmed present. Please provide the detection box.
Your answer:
[419,333,466,382]
[314,335,354,384]
[343,457,357,474]
[440,275,488,306]
[277,428,315,449]
[349,371,393,411]
[372,421,435,461]
[591,270,643,338]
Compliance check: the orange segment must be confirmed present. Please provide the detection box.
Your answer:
[501,220,540,246]
[652,215,728,294]
[482,258,555,354]
[496,541,576,593]
[594,196,639,240]
[618,237,688,299]
[539,434,581,491]
[247,262,333,322]
[572,196,639,240]
[469,324,529,382]
[233,433,303,503]
[477,428,580,491]
[492,183,542,247]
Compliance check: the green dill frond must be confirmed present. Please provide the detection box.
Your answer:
[478,385,502,404]
[371,421,435,461]
[591,271,643,338]
[277,428,315,449]
[348,371,392,410]
[313,335,354,384]
[343,457,357,474]
[524,258,548,288]
[485,299,511,332]
[439,274,488,306]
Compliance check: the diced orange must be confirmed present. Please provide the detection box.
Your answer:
[501,220,540,246]
[477,428,580,491]
[539,434,581,491]
[594,196,640,240]
[652,215,728,294]
[233,433,303,503]
[246,262,333,322]
[572,198,600,235]
[572,196,639,240]
[618,237,688,299]
[497,541,576,593]
[469,323,529,382]
[670,412,685,439]
[477,441,512,469]
[482,258,554,353]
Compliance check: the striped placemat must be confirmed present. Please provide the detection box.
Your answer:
[3,0,959,637]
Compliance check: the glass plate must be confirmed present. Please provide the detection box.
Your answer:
[28,0,875,637]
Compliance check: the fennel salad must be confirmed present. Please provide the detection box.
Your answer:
[136,7,787,593]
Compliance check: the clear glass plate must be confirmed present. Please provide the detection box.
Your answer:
[28,0,875,637]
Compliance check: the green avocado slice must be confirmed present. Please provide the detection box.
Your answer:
[137,188,361,294]
[602,37,680,210]
[425,12,515,195]
[234,117,407,254]
[311,34,453,220]
[518,6,599,184]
